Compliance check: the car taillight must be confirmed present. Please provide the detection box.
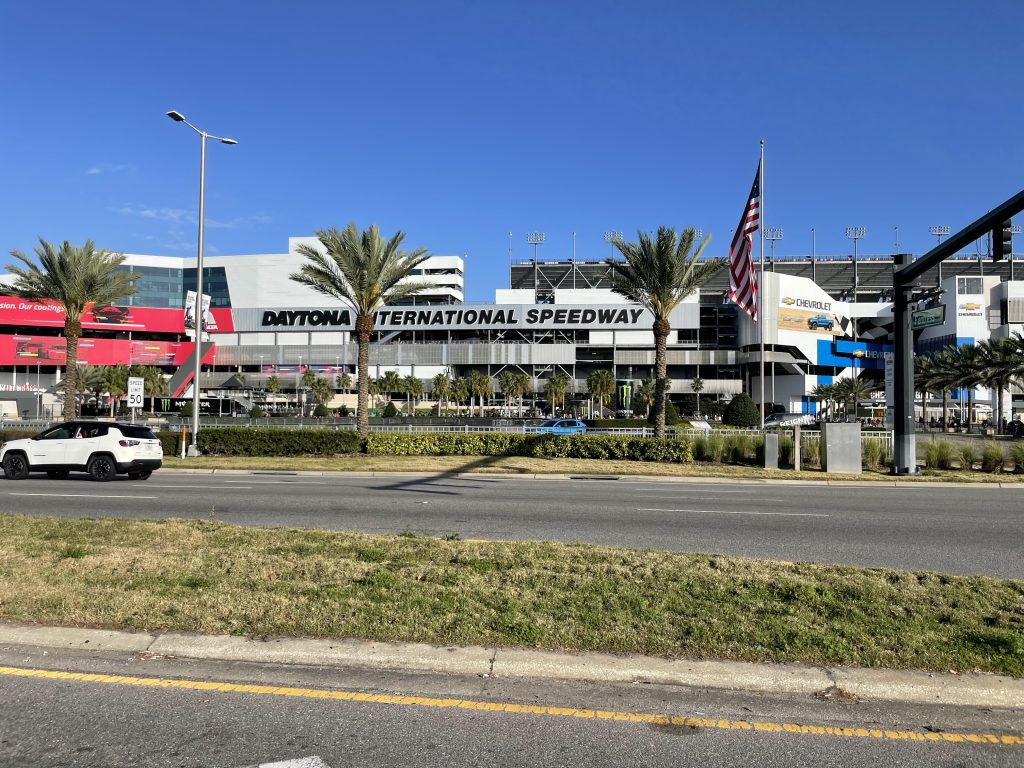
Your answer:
[119,439,141,447]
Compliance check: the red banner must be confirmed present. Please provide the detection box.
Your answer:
[0,334,215,367]
[0,299,233,333]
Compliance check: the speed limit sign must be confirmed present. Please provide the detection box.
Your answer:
[127,377,145,409]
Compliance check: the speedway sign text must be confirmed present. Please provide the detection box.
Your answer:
[249,304,657,332]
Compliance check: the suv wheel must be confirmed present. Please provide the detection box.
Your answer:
[3,453,30,480]
[46,470,70,480]
[87,454,117,482]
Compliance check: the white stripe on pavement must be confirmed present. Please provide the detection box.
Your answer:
[637,508,829,517]
[8,493,159,500]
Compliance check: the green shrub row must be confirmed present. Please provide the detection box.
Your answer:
[197,427,362,457]
[921,439,1024,473]
[364,432,693,463]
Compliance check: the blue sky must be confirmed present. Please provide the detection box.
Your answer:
[3,1,1022,301]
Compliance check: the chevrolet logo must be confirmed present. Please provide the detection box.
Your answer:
[852,350,865,358]
[959,302,981,311]
[782,297,795,305]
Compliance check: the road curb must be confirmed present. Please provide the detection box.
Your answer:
[156,467,1022,488]
[2,622,1021,708]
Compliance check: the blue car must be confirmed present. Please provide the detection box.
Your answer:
[528,419,587,435]
[807,313,834,331]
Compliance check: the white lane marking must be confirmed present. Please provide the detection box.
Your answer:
[635,488,776,493]
[8,493,159,500]
[148,485,252,489]
[223,480,326,485]
[634,499,786,505]
[637,507,829,518]
[244,758,332,768]
[637,494,786,502]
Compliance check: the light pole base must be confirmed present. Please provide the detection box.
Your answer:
[186,444,200,458]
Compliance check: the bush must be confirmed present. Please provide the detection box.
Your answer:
[723,394,760,428]
[313,404,332,418]
[249,406,265,418]
[778,435,795,467]
[801,435,822,467]
[862,440,884,470]
[980,443,1005,473]
[158,431,181,457]
[646,400,681,426]
[338,405,350,417]
[958,444,978,471]
[382,402,399,418]
[1009,442,1024,474]
[364,432,693,463]
[180,402,193,417]
[723,433,753,463]
[923,440,954,470]
[198,427,361,456]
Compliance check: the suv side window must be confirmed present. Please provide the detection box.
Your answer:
[118,426,157,440]
[78,425,108,439]
[39,426,74,440]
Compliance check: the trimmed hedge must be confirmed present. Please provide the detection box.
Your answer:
[197,427,362,456]
[364,432,693,463]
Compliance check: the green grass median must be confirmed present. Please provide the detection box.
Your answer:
[1,515,1021,676]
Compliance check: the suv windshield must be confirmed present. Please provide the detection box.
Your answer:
[541,420,559,427]
[118,426,157,440]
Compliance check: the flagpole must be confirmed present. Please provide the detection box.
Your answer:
[759,139,766,429]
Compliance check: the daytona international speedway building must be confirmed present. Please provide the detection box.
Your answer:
[1,236,1023,421]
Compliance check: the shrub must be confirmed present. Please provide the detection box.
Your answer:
[778,435,795,467]
[197,427,361,456]
[249,406,265,418]
[157,431,181,457]
[1009,442,1024,474]
[313,404,332,418]
[723,433,753,463]
[861,440,884,470]
[980,443,1005,474]
[647,400,681,426]
[705,432,726,462]
[338,404,350,417]
[923,440,954,470]
[363,432,693,463]
[958,444,978,471]
[382,402,399,418]
[180,402,193,417]
[723,394,760,428]
[801,435,821,467]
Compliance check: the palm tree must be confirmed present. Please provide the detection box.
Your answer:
[452,377,470,417]
[690,375,704,417]
[949,343,986,429]
[496,371,520,415]
[379,370,402,412]
[75,364,105,416]
[608,227,723,437]
[309,376,333,410]
[469,371,492,417]
[586,369,615,416]
[290,223,433,436]
[809,382,836,422]
[335,371,352,395]
[3,239,137,419]
[632,379,655,418]
[128,364,168,415]
[514,372,532,418]
[543,373,570,415]
[431,373,450,416]
[402,374,423,414]
[832,377,874,420]
[102,364,130,417]
[975,337,1019,433]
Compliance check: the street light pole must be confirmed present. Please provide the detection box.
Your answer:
[166,110,236,456]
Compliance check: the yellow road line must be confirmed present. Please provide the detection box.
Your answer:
[0,665,1019,747]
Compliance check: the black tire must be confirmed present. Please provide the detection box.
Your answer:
[128,470,153,481]
[87,454,117,482]
[46,470,70,480]
[3,453,30,480]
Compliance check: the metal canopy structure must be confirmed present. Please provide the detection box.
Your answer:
[891,186,1024,475]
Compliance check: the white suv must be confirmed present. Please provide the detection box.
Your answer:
[1,421,163,482]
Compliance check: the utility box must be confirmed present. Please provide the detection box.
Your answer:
[822,422,862,474]
[763,432,779,469]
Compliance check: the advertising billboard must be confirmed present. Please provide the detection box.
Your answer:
[0,299,233,334]
[0,334,215,367]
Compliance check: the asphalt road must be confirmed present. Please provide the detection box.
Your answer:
[0,645,1020,768]
[1,472,1020,578]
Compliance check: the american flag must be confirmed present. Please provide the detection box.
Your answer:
[727,162,761,321]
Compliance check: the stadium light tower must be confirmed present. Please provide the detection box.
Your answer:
[1012,224,1022,280]
[603,230,622,258]
[764,228,783,271]
[845,226,866,303]
[527,232,545,297]
[166,110,237,457]
[929,226,950,286]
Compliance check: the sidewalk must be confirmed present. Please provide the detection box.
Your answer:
[2,622,1021,709]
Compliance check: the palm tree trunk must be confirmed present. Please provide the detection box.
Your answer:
[997,384,1004,434]
[356,314,372,437]
[941,390,948,432]
[63,318,81,420]
[653,318,669,438]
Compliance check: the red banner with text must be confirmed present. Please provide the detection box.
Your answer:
[0,334,216,367]
[0,299,233,334]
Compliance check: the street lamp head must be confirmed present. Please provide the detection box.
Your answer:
[219,138,238,145]
[166,110,186,122]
